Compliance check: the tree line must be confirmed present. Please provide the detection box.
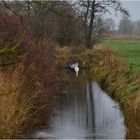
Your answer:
[118,14,140,35]
[0,0,128,48]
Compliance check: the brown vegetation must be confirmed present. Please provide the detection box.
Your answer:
[0,13,56,138]
[90,47,140,138]
[0,40,56,138]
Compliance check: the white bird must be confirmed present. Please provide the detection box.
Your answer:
[69,62,78,69]
[69,62,79,77]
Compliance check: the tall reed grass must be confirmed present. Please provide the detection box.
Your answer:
[0,39,55,138]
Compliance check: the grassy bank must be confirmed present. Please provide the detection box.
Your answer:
[100,39,140,138]
[102,39,140,73]
[90,47,140,138]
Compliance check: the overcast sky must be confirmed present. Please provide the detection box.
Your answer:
[105,0,140,27]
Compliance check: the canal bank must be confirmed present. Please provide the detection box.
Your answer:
[56,46,140,138]
[90,47,140,138]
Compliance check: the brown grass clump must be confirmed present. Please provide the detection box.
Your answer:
[0,64,31,138]
[55,45,96,69]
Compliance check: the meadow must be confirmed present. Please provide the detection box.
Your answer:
[102,39,140,73]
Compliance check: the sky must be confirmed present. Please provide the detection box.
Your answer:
[105,0,140,27]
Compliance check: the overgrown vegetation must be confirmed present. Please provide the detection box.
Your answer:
[0,39,56,138]
[90,47,140,138]
[55,45,96,70]
[0,12,56,138]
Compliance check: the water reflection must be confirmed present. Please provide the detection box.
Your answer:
[25,74,126,139]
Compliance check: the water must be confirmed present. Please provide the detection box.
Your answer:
[21,73,126,139]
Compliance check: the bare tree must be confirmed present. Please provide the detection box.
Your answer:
[79,0,129,48]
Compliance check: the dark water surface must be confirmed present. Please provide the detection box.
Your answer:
[21,72,126,139]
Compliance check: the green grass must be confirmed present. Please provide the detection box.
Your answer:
[102,39,140,73]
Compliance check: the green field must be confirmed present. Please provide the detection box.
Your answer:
[102,39,140,73]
